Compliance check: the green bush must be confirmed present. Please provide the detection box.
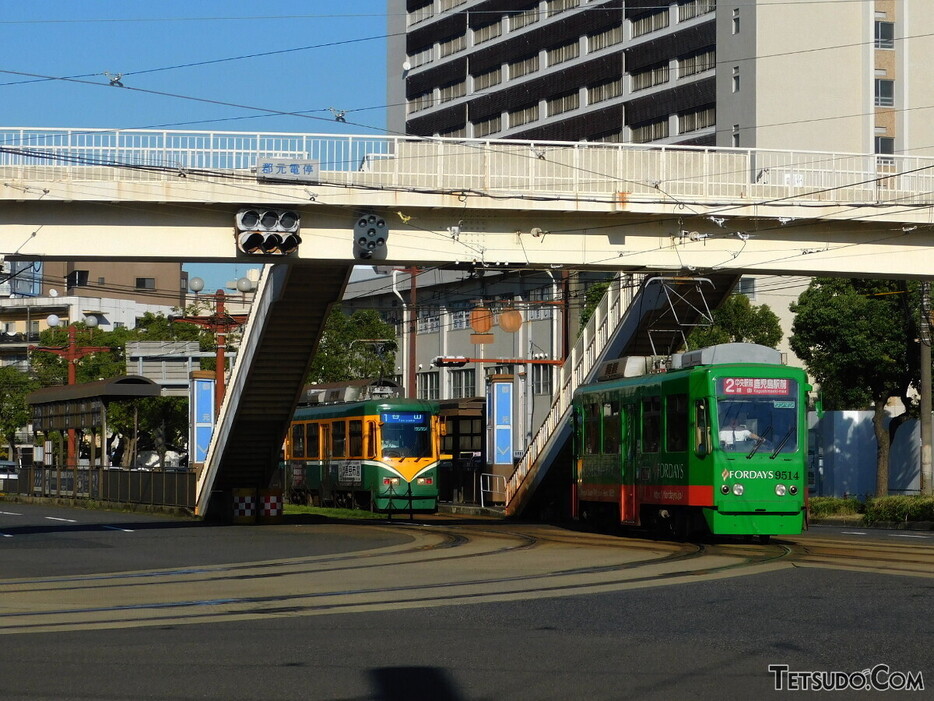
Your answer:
[808,496,863,518]
[864,496,934,524]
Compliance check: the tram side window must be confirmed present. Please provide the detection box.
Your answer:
[349,420,363,457]
[603,401,621,454]
[291,423,306,458]
[307,423,320,459]
[642,396,660,453]
[332,420,347,458]
[694,400,709,454]
[666,393,688,452]
[585,402,601,454]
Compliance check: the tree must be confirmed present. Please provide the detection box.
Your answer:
[0,366,38,460]
[789,278,919,497]
[687,294,783,350]
[307,309,397,384]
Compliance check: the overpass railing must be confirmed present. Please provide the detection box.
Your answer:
[2,127,933,207]
[504,273,637,515]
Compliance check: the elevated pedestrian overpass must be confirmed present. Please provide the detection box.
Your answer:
[2,127,933,517]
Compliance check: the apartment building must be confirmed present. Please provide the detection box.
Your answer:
[388,0,934,156]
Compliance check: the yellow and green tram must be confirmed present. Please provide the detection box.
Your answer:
[284,398,444,512]
[572,344,810,542]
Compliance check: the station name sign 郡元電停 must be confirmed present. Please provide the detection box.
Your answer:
[256,158,319,183]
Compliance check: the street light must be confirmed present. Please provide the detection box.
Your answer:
[175,285,248,418]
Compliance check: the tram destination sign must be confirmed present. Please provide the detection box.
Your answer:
[719,378,791,396]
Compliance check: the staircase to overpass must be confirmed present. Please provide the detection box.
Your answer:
[196,263,353,517]
[504,272,741,517]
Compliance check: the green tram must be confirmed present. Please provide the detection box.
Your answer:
[284,398,444,512]
[572,344,810,542]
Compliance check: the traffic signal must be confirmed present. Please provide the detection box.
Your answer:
[354,213,389,260]
[235,208,301,255]
[432,356,469,367]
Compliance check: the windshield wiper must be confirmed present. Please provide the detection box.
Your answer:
[746,425,773,459]
[770,426,796,459]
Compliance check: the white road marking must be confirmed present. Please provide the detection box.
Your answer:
[889,533,929,539]
[0,511,22,516]
[841,531,867,535]
[102,525,135,533]
[44,516,77,523]
[1,532,12,538]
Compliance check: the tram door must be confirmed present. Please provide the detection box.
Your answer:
[320,424,333,500]
[619,405,637,523]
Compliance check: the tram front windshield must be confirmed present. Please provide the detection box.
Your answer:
[380,412,432,458]
[716,377,799,454]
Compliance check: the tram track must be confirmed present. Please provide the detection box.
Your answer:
[0,522,794,635]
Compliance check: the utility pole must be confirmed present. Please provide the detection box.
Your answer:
[921,282,932,495]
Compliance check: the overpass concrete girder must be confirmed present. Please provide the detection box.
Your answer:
[1,190,931,279]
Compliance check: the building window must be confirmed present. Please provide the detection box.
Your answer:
[875,21,895,49]
[439,80,466,103]
[547,0,580,17]
[547,40,580,66]
[677,48,715,78]
[632,63,670,91]
[678,0,715,22]
[408,2,434,27]
[875,136,895,165]
[417,372,439,400]
[589,130,622,143]
[587,78,622,105]
[527,286,554,320]
[546,90,579,117]
[409,45,434,68]
[631,10,669,38]
[440,0,467,11]
[440,126,467,138]
[631,119,669,144]
[439,34,466,58]
[737,278,757,300]
[508,54,539,79]
[532,364,553,395]
[678,106,715,134]
[474,115,502,137]
[451,368,476,398]
[66,270,89,288]
[509,103,539,128]
[135,277,155,290]
[875,79,895,106]
[588,25,623,52]
[732,124,740,147]
[417,306,440,334]
[732,66,740,93]
[732,8,740,34]
[510,5,539,31]
[474,19,502,44]
[452,309,469,329]
[473,67,502,91]
[409,92,434,115]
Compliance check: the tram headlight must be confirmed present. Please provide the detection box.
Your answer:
[775,484,787,496]
[789,485,798,495]
[732,483,745,496]
[720,485,730,495]
[416,477,433,485]
[382,478,400,486]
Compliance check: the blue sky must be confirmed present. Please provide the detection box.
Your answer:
[1,1,389,291]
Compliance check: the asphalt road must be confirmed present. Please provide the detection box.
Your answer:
[0,502,931,701]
